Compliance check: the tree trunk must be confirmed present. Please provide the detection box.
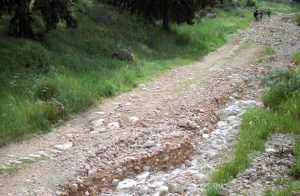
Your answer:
[162,0,170,31]
[9,0,34,38]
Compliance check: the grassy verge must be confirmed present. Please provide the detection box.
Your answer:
[206,50,300,195]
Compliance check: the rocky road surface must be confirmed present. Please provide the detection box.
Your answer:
[0,14,299,196]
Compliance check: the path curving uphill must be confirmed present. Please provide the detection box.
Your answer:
[0,14,299,195]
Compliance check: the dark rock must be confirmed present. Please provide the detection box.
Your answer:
[112,49,133,61]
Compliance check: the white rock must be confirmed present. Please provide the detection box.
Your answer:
[28,154,42,159]
[129,116,139,123]
[107,122,120,130]
[202,134,210,139]
[217,121,228,129]
[91,119,105,127]
[266,148,276,153]
[69,184,78,192]
[143,165,151,171]
[143,140,155,148]
[112,179,120,186]
[136,172,150,181]
[54,142,73,151]
[192,173,207,181]
[117,179,137,189]
[94,111,105,115]
[168,183,185,194]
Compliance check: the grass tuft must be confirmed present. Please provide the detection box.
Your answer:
[204,184,221,196]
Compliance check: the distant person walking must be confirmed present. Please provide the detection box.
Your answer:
[254,9,260,21]
[267,9,272,18]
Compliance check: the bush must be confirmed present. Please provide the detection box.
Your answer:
[174,32,192,46]
[260,68,297,86]
[34,80,57,101]
[17,41,51,71]
[293,51,300,66]
[262,76,300,109]
[279,91,300,118]
[246,0,256,7]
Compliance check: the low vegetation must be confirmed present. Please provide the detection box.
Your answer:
[207,50,300,195]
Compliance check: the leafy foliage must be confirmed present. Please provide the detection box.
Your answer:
[100,0,232,31]
[0,0,77,38]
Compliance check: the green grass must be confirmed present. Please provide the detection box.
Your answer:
[294,51,300,66]
[257,46,275,58]
[264,182,300,196]
[290,137,300,178]
[204,184,221,196]
[295,13,300,26]
[210,109,300,184]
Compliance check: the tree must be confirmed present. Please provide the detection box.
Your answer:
[102,0,203,31]
[0,0,78,39]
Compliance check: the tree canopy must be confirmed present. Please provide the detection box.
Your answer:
[101,0,229,31]
[0,0,78,39]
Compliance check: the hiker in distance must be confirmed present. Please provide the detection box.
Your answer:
[267,9,272,18]
[254,9,260,21]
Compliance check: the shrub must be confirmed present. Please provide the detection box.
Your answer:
[246,0,256,7]
[17,41,51,71]
[260,68,297,86]
[262,76,300,109]
[34,80,57,101]
[293,51,300,66]
[279,91,300,118]
[290,138,300,178]
[174,32,192,46]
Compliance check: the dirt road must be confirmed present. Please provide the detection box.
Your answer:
[0,14,299,195]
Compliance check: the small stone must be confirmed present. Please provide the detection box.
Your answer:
[266,148,276,153]
[129,116,139,123]
[112,179,120,186]
[177,120,189,128]
[143,140,155,148]
[143,165,151,171]
[117,179,137,189]
[91,119,105,127]
[28,154,42,159]
[69,184,78,192]
[107,122,120,130]
[136,172,150,181]
[54,142,73,151]
[202,134,209,139]
[168,183,186,194]
[94,111,105,115]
